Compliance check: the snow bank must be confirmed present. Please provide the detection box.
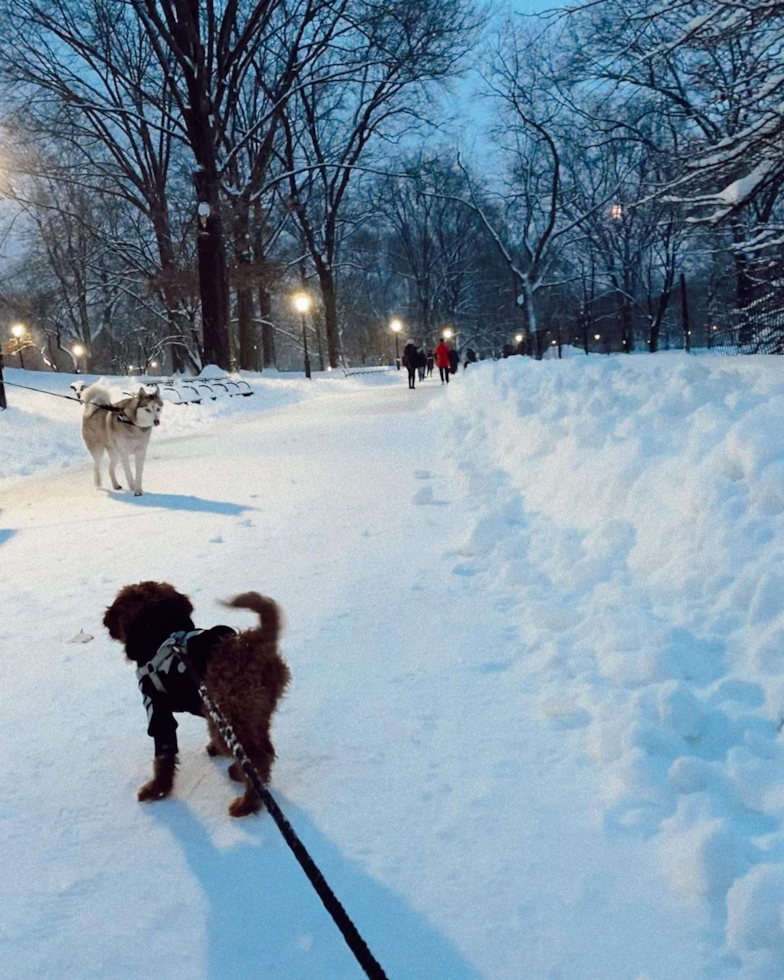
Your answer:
[445,352,784,974]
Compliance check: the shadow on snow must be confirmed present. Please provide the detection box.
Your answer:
[109,492,255,516]
[149,796,481,980]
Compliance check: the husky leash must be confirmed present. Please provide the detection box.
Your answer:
[1,380,137,423]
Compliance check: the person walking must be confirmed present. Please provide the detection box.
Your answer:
[426,350,434,377]
[448,346,460,377]
[417,347,427,382]
[464,347,477,370]
[402,338,419,389]
[434,337,451,384]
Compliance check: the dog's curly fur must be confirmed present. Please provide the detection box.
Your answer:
[104,581,291,817]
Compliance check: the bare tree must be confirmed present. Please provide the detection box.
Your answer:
[280,0,476,367]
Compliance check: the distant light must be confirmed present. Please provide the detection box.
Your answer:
[72,343,85,357]
[128,365,137,372]
[551,339,557,345]
[390,318,403,333]
[711,325,718,331]
[150,360,159,368]
[610,203,623,220]
[10,322,25,338]
[327,365,333,371]
[594,334,601,341]
[515,333,523,343]
[293,292,312,314]
[443,328,454,339]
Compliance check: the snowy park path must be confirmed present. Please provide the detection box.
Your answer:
[2,373,712,979]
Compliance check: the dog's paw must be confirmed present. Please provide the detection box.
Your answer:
[112,482,122,490]
[228,761,244,782]
[134,490,143,497]
[137,781,171,802]
[228,794,262,818]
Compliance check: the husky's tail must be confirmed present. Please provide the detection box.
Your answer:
[80,382,114,418]
[222,592,281,645]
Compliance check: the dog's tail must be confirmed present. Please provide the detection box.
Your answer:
[80,382,114,418]
[221,592,281,646]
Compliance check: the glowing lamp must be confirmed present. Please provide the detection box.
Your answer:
[293,293,312,314]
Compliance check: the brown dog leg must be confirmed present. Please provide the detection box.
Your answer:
[205,716,230,757]
[137,753,177,801]
[228,736,275,817]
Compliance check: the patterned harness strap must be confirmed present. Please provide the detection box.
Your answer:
[135,630,203,692]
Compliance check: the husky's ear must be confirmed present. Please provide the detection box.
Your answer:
[138,386,146,397]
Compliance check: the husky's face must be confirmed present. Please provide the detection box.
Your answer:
[135,388,164,428]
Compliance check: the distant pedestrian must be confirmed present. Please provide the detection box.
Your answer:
[417,348,427,382]
[464,347,477,370]
[448,347,459,376]
[434,338,451,384]
[426,351,434,377]
[402,338,418,389]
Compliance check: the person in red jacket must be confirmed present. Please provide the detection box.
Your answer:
[434,338,451,384]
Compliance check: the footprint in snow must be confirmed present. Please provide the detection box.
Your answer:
[414,469,433,479]
[412,485,448,506]
[478,659,513,675]
[541,702,591,729]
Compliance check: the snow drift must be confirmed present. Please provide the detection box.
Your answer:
[446,352,784,976]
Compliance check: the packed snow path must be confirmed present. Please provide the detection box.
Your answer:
[1,366,747,978]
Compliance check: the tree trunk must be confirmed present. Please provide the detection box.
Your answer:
[521,281,538,358]
[317,265,340,368]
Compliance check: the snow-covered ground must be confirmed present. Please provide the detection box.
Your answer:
[2,354,784,979]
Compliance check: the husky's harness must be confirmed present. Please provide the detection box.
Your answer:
[136,627,235,756]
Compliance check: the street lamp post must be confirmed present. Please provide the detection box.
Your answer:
[293,292,312,379]
[390,318,402,369]
[11,323,26,369]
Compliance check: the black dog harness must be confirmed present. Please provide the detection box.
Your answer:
[136,627,235,756]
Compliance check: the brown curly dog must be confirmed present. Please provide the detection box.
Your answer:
[104,581,290,817]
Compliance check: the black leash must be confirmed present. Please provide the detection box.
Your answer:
[2,380,135,423]
[2,379,84,403]
[176,651,390,980]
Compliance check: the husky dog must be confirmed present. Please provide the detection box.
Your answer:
[81,382,163,496]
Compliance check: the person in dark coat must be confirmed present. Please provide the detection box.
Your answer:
[402,339,418,389]
[464,347,477,370]
[448,347,460,376]
[417,347,427,381]
[426,350,434,377]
